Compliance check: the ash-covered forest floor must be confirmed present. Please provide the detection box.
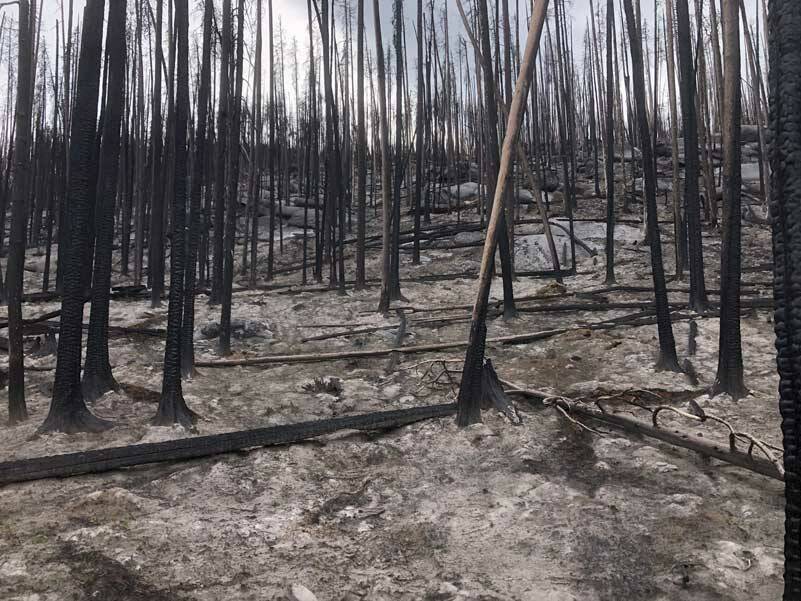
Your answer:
[0,167,783,600]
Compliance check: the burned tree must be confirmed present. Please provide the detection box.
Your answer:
[152,0,197,427]
[82,0,127,401]
[40,0,111,434]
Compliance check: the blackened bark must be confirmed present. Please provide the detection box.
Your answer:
[476,0,516,320]
[355,0,367,287]
[675,0,708,312]
[82,0,127,401]
[7,0,33,424]
[768,1,801,595]
[40,0,112,434]
[622,0,681,372]
[181,0,213,378]
[210,0,231,305]
[153,0,196,428]
[218,0,244,357]
[148,0,165,308]
[713,0,746,399]
[604,0,616,285]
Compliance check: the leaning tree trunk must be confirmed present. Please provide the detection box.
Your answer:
[456,0,548,426]
[6,0,33,424]
[153,0,197,428]
[622,0,681,372]
[768,0,801,596]
[82,0,127,401]
[713,0,746,399]
[40,0,111,434]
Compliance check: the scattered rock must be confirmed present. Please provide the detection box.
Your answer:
[290,584,319,601]
[454,231,484,245]
[199,319,272,340]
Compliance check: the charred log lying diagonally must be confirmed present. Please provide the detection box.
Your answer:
[0,403,457,485]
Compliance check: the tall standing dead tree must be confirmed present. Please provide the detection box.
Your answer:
[153,0,197,428]
[768,0,801,596]
[622,0,681,372]
[40,0,111,434]
[714,0,746,398]
[82,0,127,401]
[6,0,33,424]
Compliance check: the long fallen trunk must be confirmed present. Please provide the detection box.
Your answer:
[0,403,457,485]
[507,387,782,481]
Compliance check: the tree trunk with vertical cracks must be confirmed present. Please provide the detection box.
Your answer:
[40,0,112,434]
[82,0,127,401]
[7,0,33,424]
[768,1,801,596]
[153,0,197,428]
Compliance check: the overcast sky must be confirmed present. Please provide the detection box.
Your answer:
[0,0,763,121]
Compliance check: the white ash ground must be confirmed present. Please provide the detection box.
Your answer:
[0,175,784,600]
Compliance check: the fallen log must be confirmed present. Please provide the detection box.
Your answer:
[0,403,457,485]
[195,312,674,368]
[506,385,782,481]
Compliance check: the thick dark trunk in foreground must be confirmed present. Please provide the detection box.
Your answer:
[40,0,111,434]
[153,0,196,428]
[7,0,33,424]
[675,0,708,312]
[181,0,213,378]
[713,0,746,399]
[622,0,680,372]
[769,2,801,595]
[82,0,127,401]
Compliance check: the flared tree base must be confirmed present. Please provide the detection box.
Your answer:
[38,403,114,435]
[655,351,683,373]
[81,369,120,403]
[710,374,749,401]
[152,391,199,429]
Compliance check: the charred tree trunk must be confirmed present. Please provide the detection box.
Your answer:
[456,0,547,426]
[40,0,111,434]
[82,0,127,401]
[7,0,33,424]
[153,0,197,428]
[604,0,616,285]
[148,0,165,307]
[675,0,708,312]
[713,0,746,398]
[769,2,801,596]
[622,0,681,372]
[181,0,213,378]
[219,0,245,356]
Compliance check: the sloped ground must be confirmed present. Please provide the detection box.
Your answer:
[0,172,784,600]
